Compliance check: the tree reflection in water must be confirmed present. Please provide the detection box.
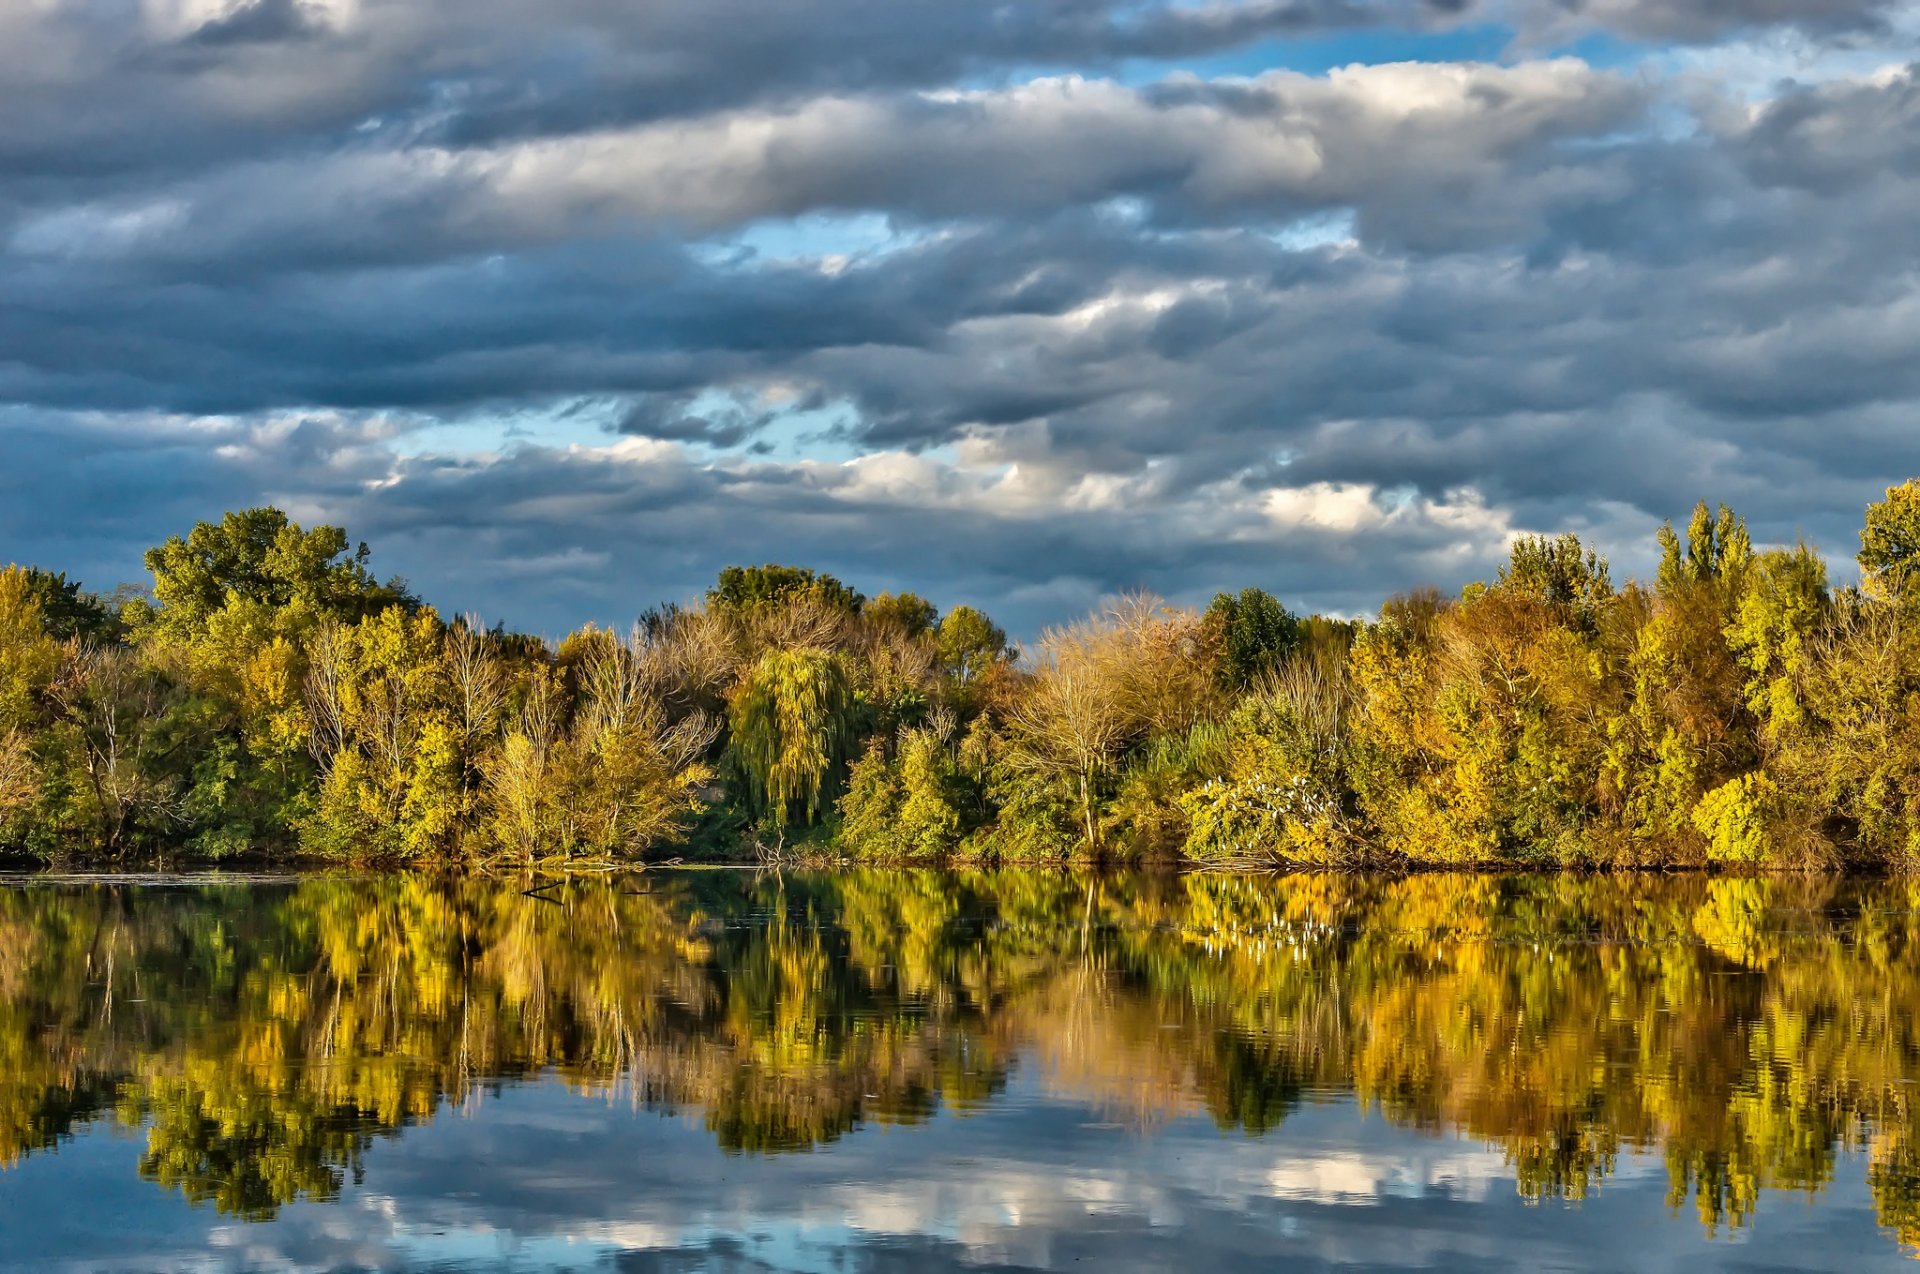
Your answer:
[1,870,1918,1251]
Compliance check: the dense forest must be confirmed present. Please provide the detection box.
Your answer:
[7,481,1920,867]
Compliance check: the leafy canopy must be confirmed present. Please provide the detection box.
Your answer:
[1204,587,1300,688]
[727,648,860,829]
[708,564,863,614]
[1861,478,1920,597]
[140,507,410,639]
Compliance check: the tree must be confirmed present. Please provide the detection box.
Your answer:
[0,567,61,733]
[1204,588,1300,688]
[1498,534,1612,633]
[1006,595,1216,851]
[301,606,457,859]
[935,605,1009,684]
[1181,658,1357,865]
[1860,478,1920,598]
[727,648,860,830]
[560,628,717,855]
[1657,502,1752,597]
[837,715,968,860]
[0,727,35,824]
[140,507,408,640]
[444,616,508,820]
[1724,543,1828,738]
[19,569,121,643]
[708,564,863,614]
[0,568,62,837]
[1779,597,1920,864]
[864,592,938,637]
[43,646,190,855]
[1006,653,1127,851]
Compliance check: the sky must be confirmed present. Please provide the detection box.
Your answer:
[3,0,1919,637]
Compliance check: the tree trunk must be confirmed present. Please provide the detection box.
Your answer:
[1080,770,1098,851]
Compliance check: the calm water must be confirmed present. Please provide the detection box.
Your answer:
[1,871,1918,1272]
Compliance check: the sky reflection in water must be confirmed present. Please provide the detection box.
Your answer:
[0,870,1915,1272]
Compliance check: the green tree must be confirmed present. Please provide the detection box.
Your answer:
[935,605,1009,684]
[301,606,459,859]
[19,570,121,643]
[708,564,864,614]
[139,508,408,640]
[1204,588,1300,688]
[1724,543,1828,739]
[1657,502,1752,597]
[864,591,938,637]
[837,720,968,860]
[1498,534,1612,633]
[0,567,61,734]
[727,648,860,830]
[0,568,62,830]
[1860,478,1920,598]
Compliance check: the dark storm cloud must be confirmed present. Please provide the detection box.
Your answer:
[1731,64,1920,189]
[1494,0,1906,43]
[0,0,1883,198]
[3,0,1919,631]
[0,1,1432,194]
[1,60,1647,283]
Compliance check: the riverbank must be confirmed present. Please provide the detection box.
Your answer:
[12,489,1920,872]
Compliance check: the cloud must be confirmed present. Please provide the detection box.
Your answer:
[4,61,1646,274]
[2,1077,1888,1274]
[1493,0,1907,44]
[3,1,1919,632]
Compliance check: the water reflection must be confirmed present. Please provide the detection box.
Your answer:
[1,870,1918,1269]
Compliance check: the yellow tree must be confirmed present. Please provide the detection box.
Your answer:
[1006,594,1216,851]
[0,567,59,825]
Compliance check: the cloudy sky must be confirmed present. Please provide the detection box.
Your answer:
[4,0,1919,636]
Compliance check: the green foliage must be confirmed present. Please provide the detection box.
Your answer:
[865,591,938,637]
[1204,587,1300,688]
[0,567,61,734]
[1724,544,1828,737]
[932,606,1011,720]
[18,569,121,643]
[1657,501,1752,597]
[16,486,1920,868]
[837,723,969,860]
[728,648,860,829]
[708,564,864,614]
[1776,598,1920,866]
[1861,478,1920,598]
[1104,720,1233,859]
[1181,661,1357,865]
[1499,534,1612,632]
[970,767,1077,861]
[302,606,455,859]
[140,507,408,640]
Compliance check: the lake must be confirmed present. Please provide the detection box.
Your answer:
[0,869,1915,1271]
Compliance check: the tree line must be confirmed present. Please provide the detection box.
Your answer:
[7,482,1920,865]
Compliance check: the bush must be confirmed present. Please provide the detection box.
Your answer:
[1691,774,1780,865]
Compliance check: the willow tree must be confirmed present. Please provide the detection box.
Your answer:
[727,648,860,829]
